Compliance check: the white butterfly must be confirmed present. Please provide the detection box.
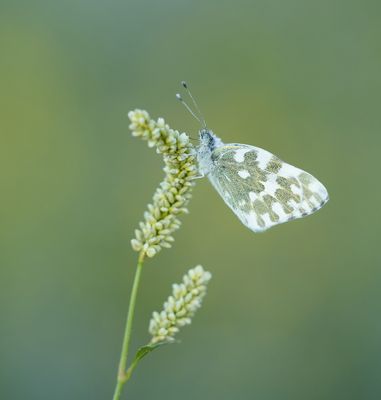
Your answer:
[177,82,329,233]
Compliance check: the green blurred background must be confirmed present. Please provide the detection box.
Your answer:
[1,1,380,399]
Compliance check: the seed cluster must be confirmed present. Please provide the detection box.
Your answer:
[129,110,197,258]
[149,265,212,344]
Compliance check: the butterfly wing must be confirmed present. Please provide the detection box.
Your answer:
[207,144,329,232]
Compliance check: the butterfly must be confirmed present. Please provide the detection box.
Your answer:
[177,82,329,233]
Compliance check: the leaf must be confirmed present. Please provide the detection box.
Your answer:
[134,342,166,362]
[125,341,171,380]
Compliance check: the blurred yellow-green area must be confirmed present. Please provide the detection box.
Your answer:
[1,1,380,399]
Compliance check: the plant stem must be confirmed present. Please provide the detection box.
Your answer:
[112,252,145,400]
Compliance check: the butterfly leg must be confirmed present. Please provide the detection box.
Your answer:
[190,172,205,180]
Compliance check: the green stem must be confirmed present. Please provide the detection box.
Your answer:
[112,252,145,400]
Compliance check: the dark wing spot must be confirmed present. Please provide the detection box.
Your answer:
[266,157,282,174]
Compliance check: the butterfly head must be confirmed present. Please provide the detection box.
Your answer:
[199,129,222,152]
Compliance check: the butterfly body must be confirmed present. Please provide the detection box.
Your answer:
[197,129,223,175]
[196,129,329,233]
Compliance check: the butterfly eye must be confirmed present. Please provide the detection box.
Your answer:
[199,129,209,140]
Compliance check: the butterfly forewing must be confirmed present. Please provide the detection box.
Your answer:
[208,144,329,232]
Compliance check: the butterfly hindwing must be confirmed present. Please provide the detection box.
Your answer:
[208,144,329,232]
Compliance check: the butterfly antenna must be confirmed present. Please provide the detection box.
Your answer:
[181,81,207,129]
[176,93,202,125]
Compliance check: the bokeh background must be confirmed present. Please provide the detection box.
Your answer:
[1,1,381,399]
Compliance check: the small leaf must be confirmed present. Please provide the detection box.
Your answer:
[125,341,171,380]
[134,342,166,362]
